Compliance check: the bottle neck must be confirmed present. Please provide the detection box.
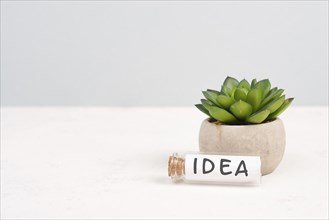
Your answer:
[168,153,185,181]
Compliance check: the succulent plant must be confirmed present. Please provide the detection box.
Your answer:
[195,76,294,125]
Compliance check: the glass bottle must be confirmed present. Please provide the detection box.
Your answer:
[168,152,261,185]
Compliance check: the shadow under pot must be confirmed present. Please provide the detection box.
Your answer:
[198,118,285,175]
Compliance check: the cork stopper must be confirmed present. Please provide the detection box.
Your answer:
[168,153,185,181]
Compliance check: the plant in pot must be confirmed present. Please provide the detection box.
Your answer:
[195,76,294,175]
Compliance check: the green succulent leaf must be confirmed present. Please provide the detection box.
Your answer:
[246,88,263,112]
[237,79,251,91]
[230,87,237,98]
[195,104,211,117]
[261,95,285,113]
[223,76,239,91]
[208,106,238,124]
[246,109,271,124]
[229,100,253,120]
[216,95,235,109]
[260,88,284,109]
[221,85,237,97]
[220,85,231,96]
[250,79,257,89]
[268,87,278,96]
[272,89,284,100]
[201,99,215,109]
[206,89,221,95]
[202,91,220,106]
[255,79,271,99]
[268,98,294,120]
[234,88,247,101]
[260,87,277,105]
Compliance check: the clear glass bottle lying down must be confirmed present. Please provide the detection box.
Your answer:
[168,152,261,185]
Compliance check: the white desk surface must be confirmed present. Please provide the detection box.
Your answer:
[1,106,328,219]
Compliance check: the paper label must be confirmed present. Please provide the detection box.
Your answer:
[185,154,261,184]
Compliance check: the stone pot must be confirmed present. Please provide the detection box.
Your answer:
[199,118,285,175]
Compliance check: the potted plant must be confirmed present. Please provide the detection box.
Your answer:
[195,76,294,175]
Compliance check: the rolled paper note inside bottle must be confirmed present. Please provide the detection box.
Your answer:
[168,152,261,185]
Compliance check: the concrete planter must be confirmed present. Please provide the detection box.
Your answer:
[199,118,285,175]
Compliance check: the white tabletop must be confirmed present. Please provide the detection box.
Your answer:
[1,106,328,219]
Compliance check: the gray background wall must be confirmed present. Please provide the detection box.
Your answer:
[1,1,328,106]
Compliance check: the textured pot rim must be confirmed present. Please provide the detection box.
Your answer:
[204,117,281,127]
